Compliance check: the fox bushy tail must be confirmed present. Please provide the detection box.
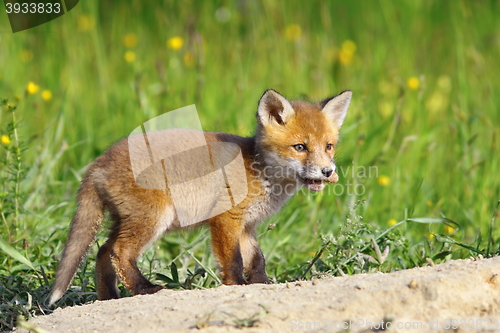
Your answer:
[49,175,104,305]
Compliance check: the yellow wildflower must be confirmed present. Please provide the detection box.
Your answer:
[338,40,357,66]
[284,24,302,41]
[1,135,10,146]
[41,90,52,101]
[338,51,353,65]
[388,219,397,226]
[426,233,435,240]
[407,76,420,90]
[426,200,433,207]
[377,175,390,186]
[124,51,136,63]
[183,51,195,67]
[342,40,357,54]
[123,33,138,48]
[26,81,40,94]
[444,225,454,234]
[77,15,95,32]
[167,36,184,50]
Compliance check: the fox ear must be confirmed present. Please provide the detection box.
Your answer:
[257,89,295,126]
[320,90,352,129]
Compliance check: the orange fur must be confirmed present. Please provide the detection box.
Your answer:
[49,89,352,305]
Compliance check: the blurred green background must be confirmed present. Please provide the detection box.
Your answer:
[0,0,499,324]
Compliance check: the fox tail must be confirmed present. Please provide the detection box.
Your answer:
[49,172,104,305]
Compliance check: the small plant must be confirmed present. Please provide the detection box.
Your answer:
[0,98,29,245]
[434,201,500,258]
[299,201,461,279]
[358,237,390,270]
[153,241,221,290]
[0,275,51,330]
[155,261,207,289]
[0,98,50,331]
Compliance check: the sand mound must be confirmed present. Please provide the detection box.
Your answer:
[15,256,500,333]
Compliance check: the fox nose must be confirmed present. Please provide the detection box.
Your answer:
[322,167,333,178]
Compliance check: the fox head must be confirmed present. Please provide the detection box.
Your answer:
[255,89,352,192]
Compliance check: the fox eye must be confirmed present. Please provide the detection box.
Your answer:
[293,144,307,152]
[326,144,333,151]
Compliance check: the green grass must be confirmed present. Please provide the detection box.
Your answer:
[1,0,500,330]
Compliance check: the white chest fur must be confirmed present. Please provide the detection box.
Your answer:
[244,176,300,226]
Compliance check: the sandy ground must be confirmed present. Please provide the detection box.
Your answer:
[15,256,500,333]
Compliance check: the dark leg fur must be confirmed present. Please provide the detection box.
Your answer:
[225,245,247,285]
[245,246,269,284]
[210,218,247,285]
[240,225,269,284]
[96,240,120,300]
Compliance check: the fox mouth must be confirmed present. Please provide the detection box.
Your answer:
[303,178,325,192]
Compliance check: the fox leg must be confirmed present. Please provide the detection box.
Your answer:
[209,217,247,285]
[95,209,171,300]
[109,216,165,297]
[239,225,269,284]
[96,236,120,300]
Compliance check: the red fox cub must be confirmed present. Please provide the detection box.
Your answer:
[49,89,352,305]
